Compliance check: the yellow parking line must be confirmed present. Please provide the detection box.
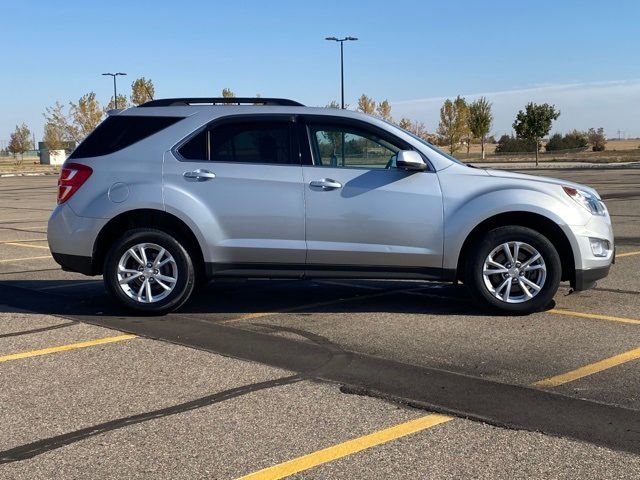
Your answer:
[533,347,640,387]
[549,308,640,326]
[616,250,640,258]
[0,238,47,244]
[236,414,453,480]
[0,334,137,363]
[3,242,50,250]
[0,254,51,263]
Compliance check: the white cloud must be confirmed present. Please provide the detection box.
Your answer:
[390,79,640,138]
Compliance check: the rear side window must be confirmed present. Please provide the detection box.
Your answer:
[178,121,294,164]
[70,116,183,159]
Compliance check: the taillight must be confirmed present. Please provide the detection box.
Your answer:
[57,163,93,204]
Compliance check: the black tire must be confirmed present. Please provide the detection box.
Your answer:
[104,228,195,314]
[464,226,561,314]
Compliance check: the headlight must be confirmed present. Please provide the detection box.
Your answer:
[563,186,606,216]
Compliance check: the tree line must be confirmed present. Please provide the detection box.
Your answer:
[4,85,609,165]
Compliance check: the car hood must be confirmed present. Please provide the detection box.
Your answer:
[484,169,600,199]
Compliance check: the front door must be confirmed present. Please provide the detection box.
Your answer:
[163,115,306,275]
[300,117,444,277]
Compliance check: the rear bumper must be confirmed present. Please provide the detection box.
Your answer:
[51,252,95,276]
[572,265,611,291]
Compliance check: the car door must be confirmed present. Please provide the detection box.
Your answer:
[300,116,444,277]
[163,115,306,275]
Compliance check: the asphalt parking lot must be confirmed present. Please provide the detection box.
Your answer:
[1,168,639,479]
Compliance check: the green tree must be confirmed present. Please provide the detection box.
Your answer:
[437,96,467,154]
[376,99,392,121]
[357,94,376,115]
[326,100,341,109]
[587,127,606,151]
[70,92,104,142]
[43,102,74,150]
[130,77,155,105]
[8,123,33,163]
[512,102,560,166]
[468,97,493,159]
[106,94,130,111]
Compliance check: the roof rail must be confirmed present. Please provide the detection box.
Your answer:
[139,97,305,107]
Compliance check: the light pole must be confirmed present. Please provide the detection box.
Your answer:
[325,36,357,109]
[102,72,127,109]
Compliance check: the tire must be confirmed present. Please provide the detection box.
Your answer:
[464,226,561,314]
[104,228,196,314]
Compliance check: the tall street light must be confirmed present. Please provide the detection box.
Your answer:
[102,72,127,109]
[325,36,358,109]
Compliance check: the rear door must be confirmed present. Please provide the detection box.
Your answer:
[163,115,306,275]
[299,116,444,277]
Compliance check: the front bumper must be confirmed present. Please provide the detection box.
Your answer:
[572,265,611,291]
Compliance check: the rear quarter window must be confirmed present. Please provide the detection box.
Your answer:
[69,115,183,159]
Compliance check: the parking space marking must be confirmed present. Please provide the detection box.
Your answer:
[549,308,640,325]
[0,255,51,263]
[0,334,136,363]
[533,347,640,387]
[3,242,50,250]
[616,250,640,258]
[236,414,453,480]
[0,239,47,244]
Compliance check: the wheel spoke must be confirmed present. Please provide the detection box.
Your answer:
[524,264,545,272]
[128,248,144,266]
[155,273,176,284]
[137,279,147,302]
[139,245,148,265]
[157,257,173,268]
[503,280,512,301]
[521,276,542,292]
[487,259,506,269]
[484,267,508,275]
[495,277,510,295]
[145,279,153,303]
[518,279,533,298]
[502,243,514,264]
[513,242,520,263]
[152,248,166,268]
[521,253,541,269]
[155,278,171,291]
[119,272,142,284]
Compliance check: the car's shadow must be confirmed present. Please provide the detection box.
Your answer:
[0,278,555,319]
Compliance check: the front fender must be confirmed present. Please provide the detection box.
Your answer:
[442,187,584,271]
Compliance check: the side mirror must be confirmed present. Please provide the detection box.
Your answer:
[396,150,427,171]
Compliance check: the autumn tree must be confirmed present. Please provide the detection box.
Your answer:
[398,118,412,130]
[468,97,493,159]
[587,127,606,151]
[8,123,33,163]
[69,92,103,142]
[437,96,468,154]
[43,102,75,150]
[512,102,560,166]
[357,94,376,115]
[376,99,392,121]
[130,77,155,105]
[106,94,129,111]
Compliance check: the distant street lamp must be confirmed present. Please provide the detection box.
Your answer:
[102,72,127,109]
[325,36,358,109]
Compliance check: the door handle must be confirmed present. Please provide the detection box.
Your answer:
[183,169,216,181]
[309,178,342,190]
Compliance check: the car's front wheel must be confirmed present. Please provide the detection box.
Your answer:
[104,229,195,314]
[464,226,561,314]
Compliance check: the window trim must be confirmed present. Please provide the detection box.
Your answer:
[172,114,300,166]
[297,115,433,172]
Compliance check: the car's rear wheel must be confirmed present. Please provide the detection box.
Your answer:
[464,226,561,314]
[104,229,195,314]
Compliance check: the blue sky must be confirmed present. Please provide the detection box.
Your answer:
[2,0,640,143]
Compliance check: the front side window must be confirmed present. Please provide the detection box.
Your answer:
[178,121,293,164]
[307,124,402,169]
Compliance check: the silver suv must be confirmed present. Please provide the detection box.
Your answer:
[48,97,614,314]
